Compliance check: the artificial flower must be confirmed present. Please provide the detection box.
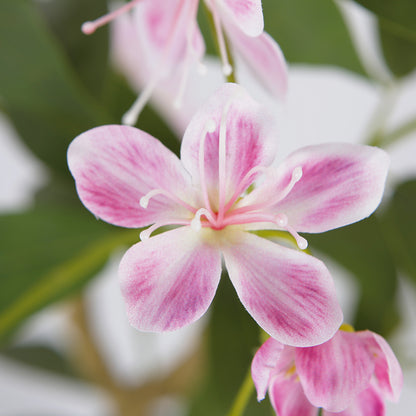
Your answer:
[84,0,287,125]
[251,325,403,416]
[68,83,389,346]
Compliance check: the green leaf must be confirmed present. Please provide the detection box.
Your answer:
[353,0,416,36]
[379,21,416,77]
[0,0,111,177]
[382,179,416,284]
[0,207,138,341]
[37,0,109,98]
[308,216,399,336]
[261,0,366,75]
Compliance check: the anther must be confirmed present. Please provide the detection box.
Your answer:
[275,213,288,227]
[222,64,233,77]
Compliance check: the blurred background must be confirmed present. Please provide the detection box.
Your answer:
[1,0,416,415]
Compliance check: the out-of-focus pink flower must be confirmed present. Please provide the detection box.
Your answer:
[67,83,389,346]
[252,325,403,416]
[84,0,287,125]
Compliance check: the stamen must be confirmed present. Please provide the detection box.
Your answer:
[285,224,308,250]
[140,189,196,213]
[191,208,217,231]
[122,77,159,125]
[139,219,189,241]
[199,120,217,215]
[81,0,142,35]
[224,166,268,212]
[276,166,303,203]
[210,2,233,77]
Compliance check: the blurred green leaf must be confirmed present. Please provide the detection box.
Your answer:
[379,21,416,78]
[37,0,109,98]
[0,207,138,341]
[353,0,416,35]
[308,216,399,336]
[382,179,416,283]
[188,275,269,416]
[1,344,77,378]
[261,0,366,75]
[0,0,111,177]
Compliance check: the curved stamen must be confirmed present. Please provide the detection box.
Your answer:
[224,166,268,212]
[82,0,142,35]
[199,119,217,215]
[276,166,303,203]
[285,224,308,250]
[140,219,190,241]
[191,208,217,231]
[140,189,196,213]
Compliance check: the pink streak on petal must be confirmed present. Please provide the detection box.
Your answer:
[119,227,222,332]
[218,0,264,37]
[254,143,389,233]
[251,338,284,401]
[225,25,288,98]
[365,331,403,402]
[222,231,343,347]
[296,330,375,412]
[269,374,318,416]
[323,385,385,416]
[67,125,193,228]
[181,83,277,209]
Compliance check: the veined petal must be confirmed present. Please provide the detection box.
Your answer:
[217,0,264,37]
[222,231,343,347]
[251,338,285,401]
[119,227,222,332]
[225,24,288,98]
[67,125,193,228]
[250,143,389,233]
[295,330,375,412]
[365,331,403,402]
[134,0,204,72]
[269,374,318,416]
[323,385,385,416]
[181,83,277,210]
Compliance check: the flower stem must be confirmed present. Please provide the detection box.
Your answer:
[226,367,255,416]
[202,2,237,83]
[369,116,416,148]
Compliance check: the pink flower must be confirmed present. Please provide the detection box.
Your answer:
[251,325,403,416]
[84,0,287,125]
[67,83,388,346]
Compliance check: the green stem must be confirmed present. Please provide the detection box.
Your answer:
[227,367,255,416]
[202,2,237,83]
[369,116,416,148]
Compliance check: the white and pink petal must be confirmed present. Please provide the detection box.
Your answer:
[250,143,389,233]
[295,330,375,412]
[251,337,285,401]
[221,230,343,347]
[364,331,403,402]
[181,83,278,211]
[119,226,222,332]
[323,385,385,416]
[269,374,318,416]
[67,125,194,228]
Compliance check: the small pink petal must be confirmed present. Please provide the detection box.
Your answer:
[222,230,343,347]
[218,0,264,37]
[181,83,277,210]
[251,338,285,401]
[323,385,385,416]
[67,125,193,228]
[226,26,288,98]
[269,373,318,416]
[119,227,222,332]
[251,143,390,233]
[296,330,375,412]
[365,331,403,402]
